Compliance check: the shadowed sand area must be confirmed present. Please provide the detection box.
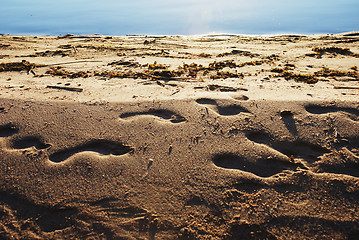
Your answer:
[1,34,359,239]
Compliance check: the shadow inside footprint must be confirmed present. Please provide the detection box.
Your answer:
[305,105,359,121]
[280,110,298,136]
[120,109,186,123]
[49,139,133,163]
[0,123,18,137]
[196,98,250,116]
[246,131,330,163]
[212,153,297,177]
[12,136,52,150]
[196,98,217,105]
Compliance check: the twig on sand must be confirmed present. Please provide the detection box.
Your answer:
[43,60,102,67]
[46,85,83,92]
[334,86,359,89]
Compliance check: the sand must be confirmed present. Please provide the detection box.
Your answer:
[1,33,359,239]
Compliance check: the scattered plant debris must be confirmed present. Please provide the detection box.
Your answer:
[210,71,244,79]
[315,67,359,79]
[46,66,90,78]
[307,47,359,58]
[94,70,145,79]
[108,60,140,67]
[238,60,270,67]
[147,61,168,70]
[0,60,44,72]
[271,66,359,83]
[217,49,259,58]
[313,47,352,55]
[280,71,318,84]
[0,44,10,48]
[197,53,211,58]
[26,50,71,57]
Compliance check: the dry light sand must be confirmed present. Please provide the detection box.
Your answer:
[1,33,359,239]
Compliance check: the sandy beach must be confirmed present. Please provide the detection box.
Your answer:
[1,33,359,239]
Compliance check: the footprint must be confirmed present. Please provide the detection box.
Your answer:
[0,123,18,137]
[305,104,359,121]
[212,153,298,178]
[246,131,330,164]
[311,148,359,177]
[12,136,52,150]
[196,98,250,116]
[120,109,186,123]
[49,139,133,163]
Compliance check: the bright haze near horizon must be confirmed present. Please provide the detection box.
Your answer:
[1,0,358,35]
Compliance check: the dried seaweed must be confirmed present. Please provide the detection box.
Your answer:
[308,47,359,58]
[147,61,168,70]
[315,67,359,79]
[108,60,140,67]
[210,71,244,79]
[217,49,259,58]
[0,61,44,72]
[271,66,359,84]
[280,71,318,84]
[26,50,72,57]
[46,67,90,78]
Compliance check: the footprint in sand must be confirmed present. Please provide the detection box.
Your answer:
[0,123,18,138]
[212,153,300,178]
[0,123,133,163]
[305,104,359,157]
[49,139,133,163]
[305,104,359,122]
[119,109,186,123]
[196,98,250,116]
[12,136,52,150]
[246,131,330,164]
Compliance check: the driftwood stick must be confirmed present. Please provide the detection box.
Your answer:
[334,86,359,89]
[43,60,102,67]
[46,85,83,92]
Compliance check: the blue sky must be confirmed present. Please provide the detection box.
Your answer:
[1,0,358,35]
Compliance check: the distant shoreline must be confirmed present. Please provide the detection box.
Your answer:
[1,31,359,38]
